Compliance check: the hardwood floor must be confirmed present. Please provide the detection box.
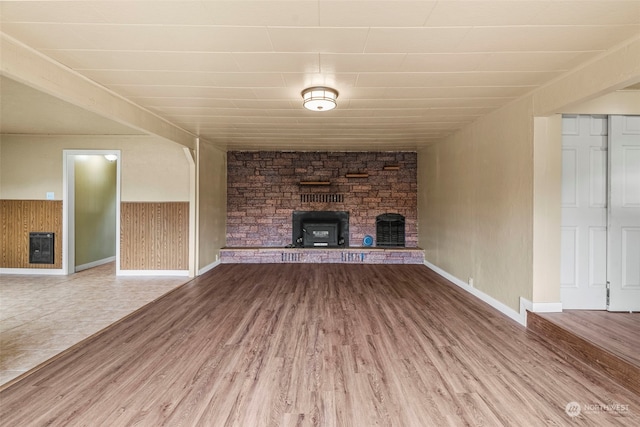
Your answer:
[1,264,638,426]
[534,310,639,367]
[528,310,640,396]
[0,263,188,386]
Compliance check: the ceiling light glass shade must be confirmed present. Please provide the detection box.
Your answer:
[301,86,338,111]
[104,154,117,162]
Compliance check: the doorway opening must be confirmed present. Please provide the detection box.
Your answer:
[63,150,121,275]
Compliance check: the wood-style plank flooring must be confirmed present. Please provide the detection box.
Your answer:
[536,310,640,367]
[0,263,188,386]
[1,264,638,426]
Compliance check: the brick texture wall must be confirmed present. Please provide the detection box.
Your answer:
[226,151,417,247]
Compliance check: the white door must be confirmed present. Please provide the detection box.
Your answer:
[560,115,608,309]
[608,115,640,312]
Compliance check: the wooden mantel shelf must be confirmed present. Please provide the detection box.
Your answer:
[299,181,331,186]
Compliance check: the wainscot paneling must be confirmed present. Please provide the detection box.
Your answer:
[120,202,189,270]
[0,200,63,268]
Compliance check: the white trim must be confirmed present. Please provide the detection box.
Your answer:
[518,299,563,326]
[117,270,189,277]
[0,268,66,276]
[183,146,197,278]
[424,261,563,326]
[424,260,526,326]
[530,301,563,313]
[75,256,116,272]
[198,259,221,276]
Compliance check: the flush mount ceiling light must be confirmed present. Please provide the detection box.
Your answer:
[301,86,338,111]
[104,154,117,162]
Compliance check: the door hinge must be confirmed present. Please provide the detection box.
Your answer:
[606,281,610,307]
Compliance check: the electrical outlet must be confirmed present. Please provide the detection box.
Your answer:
[468,277,474,287]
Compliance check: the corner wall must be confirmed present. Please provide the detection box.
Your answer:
[197,140,227,272]
[418,36,640,313]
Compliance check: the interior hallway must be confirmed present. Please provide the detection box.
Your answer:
[0,263,189,386]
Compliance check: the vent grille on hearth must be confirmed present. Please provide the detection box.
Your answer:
[300,194,344,203]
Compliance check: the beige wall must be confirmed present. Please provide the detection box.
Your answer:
[197,140,227,270]
[419,98,535,310]
[0,135,189,201]
[74,155,117,267]
[532,115,562,304]
[419,37,640,312]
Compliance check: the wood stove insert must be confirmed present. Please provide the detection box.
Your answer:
[292,211,349,248]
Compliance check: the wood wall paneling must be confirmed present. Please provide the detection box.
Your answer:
[0,200,63,268]
[120,202,188,270]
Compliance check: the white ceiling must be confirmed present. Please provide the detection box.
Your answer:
[1,1,639,150]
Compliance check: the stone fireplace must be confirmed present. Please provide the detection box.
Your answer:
[292,211,349,248]
[226,151,418,248]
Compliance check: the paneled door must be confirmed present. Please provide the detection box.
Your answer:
[608,115,640,312]
[560,115,608,309]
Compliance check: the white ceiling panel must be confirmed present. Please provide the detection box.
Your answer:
[115,86,261,99]
[401,53,490,72]
[1,0,639,151]
[475,52,599,72]
[424,1,548,26]
[0,2,108,24]
[137,98,238,109]
[233,53,320,73]
[320,54,406,73]
[268,27,370,53]
[532,1,640,25]
[382,86,536,99]
[80,70,286,87]
[319,1,437,27]
[364,28,471,53]
[458,25,640,53]
[2,23,274,52]
[42,50,241,73]
[94,1,321,26]
[355,71,561,88]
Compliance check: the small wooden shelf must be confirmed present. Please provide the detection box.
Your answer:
[345,173,369,178]
[383,165,400,171]
[299,180,331,186]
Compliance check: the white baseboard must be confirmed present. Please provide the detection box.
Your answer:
[0,268,66,275]
[519,298,563,325]
[424,261,528,326]
[75,256,115,272]
[198,259,221,276]
[116,269,189,277]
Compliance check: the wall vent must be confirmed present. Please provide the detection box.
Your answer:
[341,252,365,263]
[281,252,303,262]
[300,193,344,204]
